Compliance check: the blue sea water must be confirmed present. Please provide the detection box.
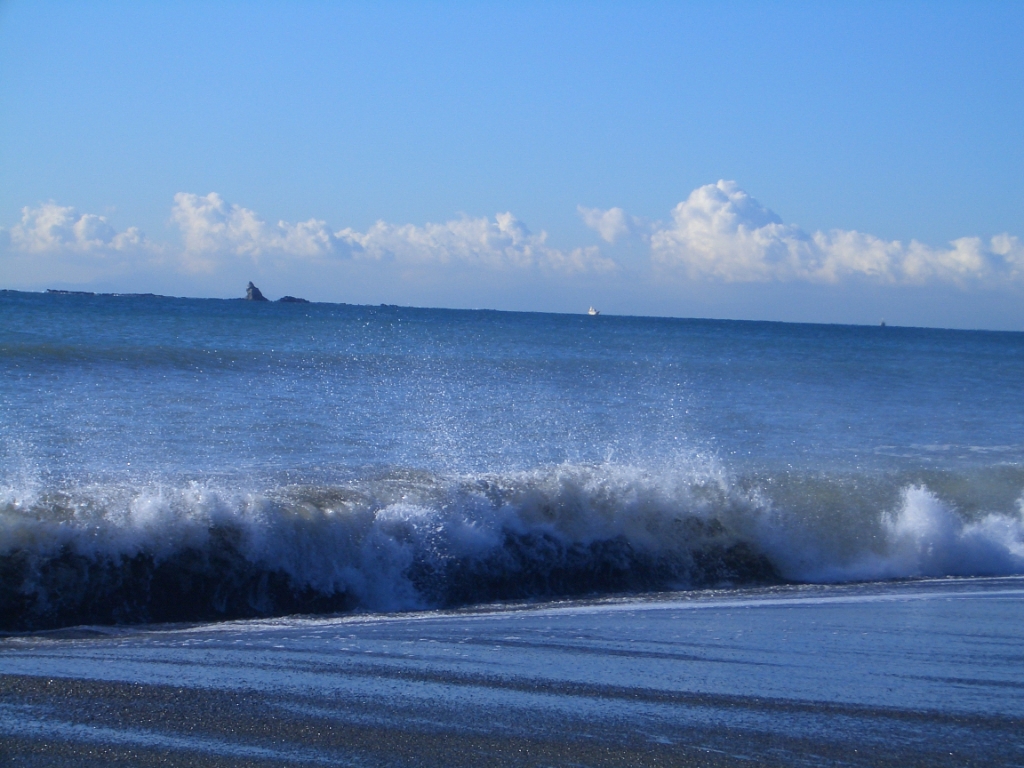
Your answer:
[2,289,1024,630]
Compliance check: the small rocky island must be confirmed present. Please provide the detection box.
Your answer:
[245,282,269,301]
[245,282,309,303]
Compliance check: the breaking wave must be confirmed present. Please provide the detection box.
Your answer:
[2,461,1024,631]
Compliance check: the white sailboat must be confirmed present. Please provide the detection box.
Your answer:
[588,306,600,316]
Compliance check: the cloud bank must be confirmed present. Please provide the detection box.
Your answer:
[171,193,615,275]
[5,203,153,256]
[581,180,1024,286]
[2,184,1021,299]
[171,193,347,270]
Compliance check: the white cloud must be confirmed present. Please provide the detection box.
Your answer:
[577,206,634,244]
[584,180,1024,286]
[6,187,1021,300]
[347,212,615,274]
[172,193,617,275]
[7,202,150,255]
[171,193,354,271]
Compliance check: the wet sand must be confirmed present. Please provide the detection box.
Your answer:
[2,577,1023,767]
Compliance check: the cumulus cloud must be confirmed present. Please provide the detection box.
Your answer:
[171,193,354,271]
[6,202,151,255]
[172,192,616,275]
[577,206,635,244]
[347,212,615,273]
[7,187,1021,296]
[583,180,1024,285]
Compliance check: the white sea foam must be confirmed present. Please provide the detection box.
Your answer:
[3,462,1024,629]
[797,485,1024,582]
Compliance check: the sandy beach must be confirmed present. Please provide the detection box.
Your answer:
[3,577,1022,767]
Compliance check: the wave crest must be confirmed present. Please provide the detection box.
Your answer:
[2,464,1023,631]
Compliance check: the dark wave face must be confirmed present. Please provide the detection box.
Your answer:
[2,290,1024,630]
[4,464,1023,631]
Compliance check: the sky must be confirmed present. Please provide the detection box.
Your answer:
[1,1,1022,329]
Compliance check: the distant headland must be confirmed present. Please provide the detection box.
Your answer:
[44,282,310,304]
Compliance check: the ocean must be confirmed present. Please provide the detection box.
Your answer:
[2,288,1023,765]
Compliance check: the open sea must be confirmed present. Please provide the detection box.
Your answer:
[2,288,1024,766]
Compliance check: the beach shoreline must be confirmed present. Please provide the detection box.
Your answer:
[2,577,1022,767]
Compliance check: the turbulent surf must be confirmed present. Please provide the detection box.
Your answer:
[2,290,1023,630]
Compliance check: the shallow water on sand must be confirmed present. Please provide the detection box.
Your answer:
[2,577,1023,766]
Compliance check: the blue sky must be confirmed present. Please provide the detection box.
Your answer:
[1,1,1022,329]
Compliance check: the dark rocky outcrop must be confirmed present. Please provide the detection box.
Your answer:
[245,282,269,301]
[277,296,309,303]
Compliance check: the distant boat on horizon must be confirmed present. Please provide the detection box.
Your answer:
[588,306,600,316]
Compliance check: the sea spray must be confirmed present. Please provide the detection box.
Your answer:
[4,291,1024,631]
[3,463,1024,631]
